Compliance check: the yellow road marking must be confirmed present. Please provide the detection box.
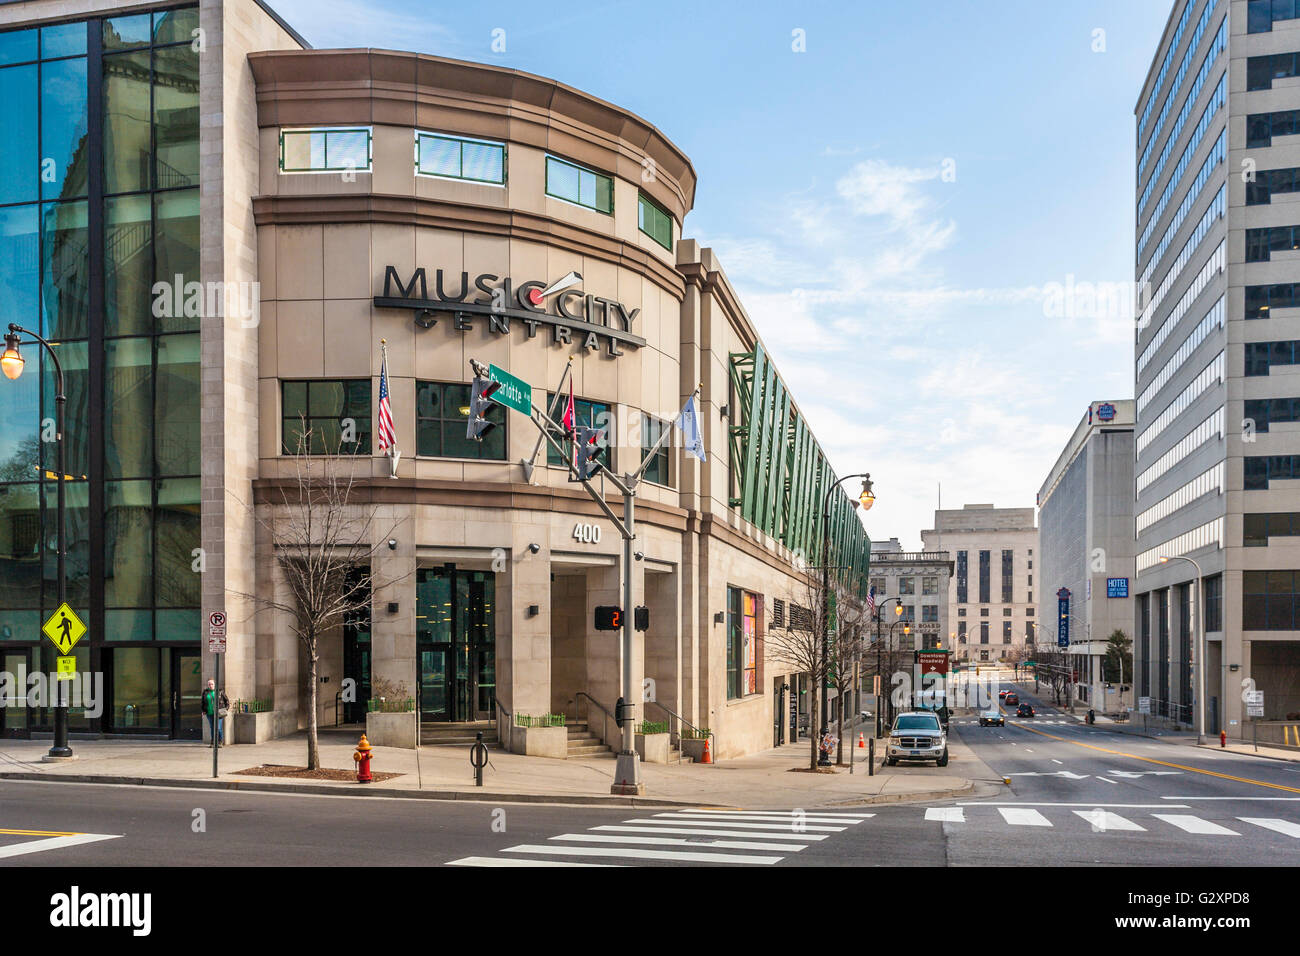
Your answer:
[0,828,81,837]
[1010,723,1300,794]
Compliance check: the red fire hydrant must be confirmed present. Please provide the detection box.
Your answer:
[1220,729,1227,749]
[353,734,373,783]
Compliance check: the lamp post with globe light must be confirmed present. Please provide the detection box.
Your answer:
[818,474,874,766]
[2,324,72,759]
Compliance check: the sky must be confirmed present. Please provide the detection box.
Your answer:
[272,0,1176,548]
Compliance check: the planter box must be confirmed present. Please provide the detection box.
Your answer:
[366,711,418,749]
[231,709,297,744]
[635,732,671,764]
[680,737,711,763]
[508,724,567,758]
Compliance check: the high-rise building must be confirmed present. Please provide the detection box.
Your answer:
[1037,401,1136,712]
[1134,0,1300,735]
[921,506,1038,664]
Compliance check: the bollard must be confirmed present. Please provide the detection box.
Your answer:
[470,730,488,787]
[868,737,875,776]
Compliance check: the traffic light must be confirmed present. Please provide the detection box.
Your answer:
[466,375,500,441]
[574,424,603,480]
[595,605,622,631]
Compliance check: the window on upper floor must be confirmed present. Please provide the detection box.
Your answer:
[416,380,506,461]
[1247,167,1300,205]
[640,414,673,488]
[922,576,938,595]
[1246,341,1300,376]
[280,127,371,174]
[922,605,938,623]
[546,155,613,214]
[899,577,915,595]
[1250,0,1300,33]
[1248,50,1300,90]
[281,379,371,455]
[1246,225,1300,262]
[637,193,673,250]
[415,131,505,184]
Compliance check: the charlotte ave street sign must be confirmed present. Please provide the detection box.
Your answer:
[488,364,532,414]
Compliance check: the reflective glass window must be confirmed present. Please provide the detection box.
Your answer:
[41,55,88,201]
[155,335,200,475]
[0,64,38,205]
[105,480,152,608]
[105,337,153,479]
[153,44,198,188]
[103,49,152,194]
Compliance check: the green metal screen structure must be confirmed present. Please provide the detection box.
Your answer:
[728,344,871,597]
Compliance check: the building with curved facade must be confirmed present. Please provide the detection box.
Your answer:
[0,0,871,759]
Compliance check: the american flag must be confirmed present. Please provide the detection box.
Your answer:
[377,348,396,455]
[866,585,876,616]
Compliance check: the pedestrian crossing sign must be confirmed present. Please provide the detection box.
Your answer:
[42,603,86,654]
[56,656,76,680]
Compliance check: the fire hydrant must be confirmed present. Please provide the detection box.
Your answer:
[1220,729,1227,749]
[353,734,373,783]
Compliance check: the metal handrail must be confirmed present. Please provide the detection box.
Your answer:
[334,691,342,728]
[645,700,716,765]
[572,692,616,749]
[492,694,513,752]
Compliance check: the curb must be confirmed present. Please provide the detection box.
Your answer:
[1194,744,1300,765]
[0,770,724,809]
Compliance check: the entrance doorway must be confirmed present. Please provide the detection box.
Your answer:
[171,650,202,739]
[0,647,35,738]
[415,566,495,722]
[342,570,371,724]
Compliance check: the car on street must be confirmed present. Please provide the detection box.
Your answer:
[1016,703,1035,718]
[885,711,948,767]
[1004,693,1019,706]
[998,689,1010,699]
[978,709,1005,727]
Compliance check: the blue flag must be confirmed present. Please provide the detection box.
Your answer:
[676,394,706,463]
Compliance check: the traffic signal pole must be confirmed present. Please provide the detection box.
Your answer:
[476,358,700,796]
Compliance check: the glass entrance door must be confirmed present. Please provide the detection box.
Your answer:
[0,648,33,738]
[417,565,495,722]
[171,650,202,739]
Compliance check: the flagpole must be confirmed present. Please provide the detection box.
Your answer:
[380,339,399,478]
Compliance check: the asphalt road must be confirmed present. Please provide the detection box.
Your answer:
[1,675,1297,868]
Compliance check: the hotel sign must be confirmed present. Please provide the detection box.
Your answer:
[374,268,646,356]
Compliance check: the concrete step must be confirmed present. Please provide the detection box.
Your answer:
[567,744,612,756]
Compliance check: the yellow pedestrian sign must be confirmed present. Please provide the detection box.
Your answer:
[56,656,77,681]
[42,603,86,654]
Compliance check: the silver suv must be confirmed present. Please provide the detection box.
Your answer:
[885,711,948,767]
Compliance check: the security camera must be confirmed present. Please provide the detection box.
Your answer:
[528,543,541,554]
[634,551,644,561]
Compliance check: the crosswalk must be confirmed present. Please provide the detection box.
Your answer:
[925,804,1300,838]
[447,809,876,867]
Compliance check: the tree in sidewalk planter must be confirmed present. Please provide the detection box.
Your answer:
[766,572,835,771]
[233,417,408,771]
[1103,629,1133,687]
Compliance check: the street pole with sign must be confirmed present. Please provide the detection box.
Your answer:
[209,611,227,777]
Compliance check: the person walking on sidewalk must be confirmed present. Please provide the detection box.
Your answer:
[202,679,229,745]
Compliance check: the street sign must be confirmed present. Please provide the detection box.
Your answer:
[488,364,532,415]
[209,610,227,655]
[1246,690,1264,718]
[1138,696,1151,715]
[917,649,950,675]
[55,656,76,681]
[42,603,86,654]
[1057,588,1070,648]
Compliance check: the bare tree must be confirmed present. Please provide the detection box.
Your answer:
[767,572,834,770]
[233,419,403,771]
[1033,647,1071,706]
[829,596,868,764]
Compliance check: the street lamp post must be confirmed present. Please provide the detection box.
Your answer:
[1159,554,1205,744]
[888,618,911,721]
[819,473,874,766]
[2,324,72,759]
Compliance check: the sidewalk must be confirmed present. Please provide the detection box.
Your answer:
[0,731,983,810]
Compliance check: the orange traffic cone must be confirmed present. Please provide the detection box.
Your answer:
[701,737,713,764]
[857,732,866,748]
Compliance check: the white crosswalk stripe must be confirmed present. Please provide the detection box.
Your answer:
[1238,818,1300,838]
[925,807,965,822]
[1073,810,1146,831]
[446,808,873,867]
[997,807,1052,827]
[1151,814,1239,836]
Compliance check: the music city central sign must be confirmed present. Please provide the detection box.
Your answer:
[373,267,646,356]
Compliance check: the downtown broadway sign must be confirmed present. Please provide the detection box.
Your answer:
[374,268,645,356]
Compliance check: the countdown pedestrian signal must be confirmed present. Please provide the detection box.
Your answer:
[595,606,623,631]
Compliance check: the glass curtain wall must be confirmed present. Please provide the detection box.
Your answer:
[0,8,200,735]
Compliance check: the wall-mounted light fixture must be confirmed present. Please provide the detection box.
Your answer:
[528,542,541,554]
[1229,664,1240,672]
[387,602,399,614]
[387,539,397,550]
[719,404,729,418]
[714,611,725,624]
[527,604,539,617]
